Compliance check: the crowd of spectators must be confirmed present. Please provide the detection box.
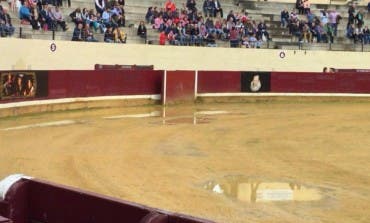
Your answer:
[17,0,68,31]
[346,4,369,44]
[145,0,270,48]
[282,2,369,44]
[281,7,342,44]
[70,0,126,42]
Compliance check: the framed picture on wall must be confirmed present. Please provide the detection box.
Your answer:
[1,72,37,100]
[241,72,271,92]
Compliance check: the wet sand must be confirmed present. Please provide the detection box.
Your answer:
[1,102,370,223]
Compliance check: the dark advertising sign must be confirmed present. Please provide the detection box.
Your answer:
[0,71,48,100]
[241,72,271,92]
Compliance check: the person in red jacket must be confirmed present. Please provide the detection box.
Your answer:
[164,0,176,12]
[159,31,166,45]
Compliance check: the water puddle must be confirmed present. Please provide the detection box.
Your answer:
[103,111,161,119]
[205,176,324,203]
[102,108,238,125]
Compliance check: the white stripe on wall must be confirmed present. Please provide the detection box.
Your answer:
[0,95,161,109]
[197,92,370,97]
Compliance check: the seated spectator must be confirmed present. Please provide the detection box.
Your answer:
[137,20,147,39]
[81,8,89,21]
[363,26,369,44]
[177,24,190,45]
[354,25,363,43]
[313,23,326,43]
[69,7,83,25]
[111,2,125,27]
[281,8,289,28]
[85,9,101,32]
[0,7,14,37]
[51,6,68,31]
[346,23,355,40]
[229,26,239,47]
[102,8,116,27]
[355,10,364,28]
[213,0,223,18]
[257,20,270,41]
[83,24,98,42]
[104,26,114,42]
[165,0,176,12]
[71,22,84,41]
[19,2,32,22]
[302,23,312,43]
[39,5,55,30]
[113,27,126,43]
[226,10,236,23]
[248,33,261,48]
[204,32,216,46]
[154,15,164,31]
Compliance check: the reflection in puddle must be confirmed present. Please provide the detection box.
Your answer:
[103,111,161,119]
[103,108,231,125]
[205,177,323,203]
[161,116,212,125]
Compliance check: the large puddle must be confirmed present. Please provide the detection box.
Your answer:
[205,176,324,203]
[104,108,235,125]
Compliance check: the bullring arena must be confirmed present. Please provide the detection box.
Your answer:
[1,0,370,222]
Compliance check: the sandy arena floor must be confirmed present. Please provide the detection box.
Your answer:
[0,101,370,223]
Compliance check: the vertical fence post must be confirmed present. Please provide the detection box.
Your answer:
[52,29,55,41]
[19,27,22,38]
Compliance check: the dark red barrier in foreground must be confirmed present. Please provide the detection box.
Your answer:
[271,72,370,93]
[1,178,215,223]
[48,70,163,99]
[197,71,241,93]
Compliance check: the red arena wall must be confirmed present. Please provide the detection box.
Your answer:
[197,71,241,93]
[48,70,163,98]
[271,72,370,93]
[1,70,370,108]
